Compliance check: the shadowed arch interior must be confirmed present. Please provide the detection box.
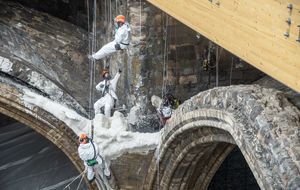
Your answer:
[0,113,88,189]
[144,85,300,190]
[0,80,97,189]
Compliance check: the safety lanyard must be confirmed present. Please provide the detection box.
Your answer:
[90,140,96,160]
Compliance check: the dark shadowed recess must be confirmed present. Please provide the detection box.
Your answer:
[0,113,87,190]
[208,147,260,190]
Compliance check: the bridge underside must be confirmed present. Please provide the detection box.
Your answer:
[148,0,300,92]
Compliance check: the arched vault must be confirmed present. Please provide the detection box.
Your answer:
[144,85,300,190]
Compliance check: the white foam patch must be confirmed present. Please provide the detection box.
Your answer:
[22,89,160,162]
[23,89,89,135]
[0,56,13,73]
[93,112,160,161]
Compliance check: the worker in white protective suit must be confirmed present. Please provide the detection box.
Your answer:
[77,133,110,182]
[94,68,121,117]
[90,15,130,60]
[157,93,181,126]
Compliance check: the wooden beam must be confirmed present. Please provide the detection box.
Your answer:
[148,0,300,92]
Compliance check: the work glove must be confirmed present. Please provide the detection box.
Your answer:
[88,54,95,60]
[115,43,121,50]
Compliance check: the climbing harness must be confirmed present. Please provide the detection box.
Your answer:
[101,79,110,96]
[87,139,99,167]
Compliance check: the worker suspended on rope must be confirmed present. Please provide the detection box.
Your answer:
[94,67,121,117]
[78,133,110,182]
[157,93,181,126]
[89,15,131,60]
[202,45,216,71]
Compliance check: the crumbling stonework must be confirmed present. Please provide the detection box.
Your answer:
[0,1,93,114]
[1,1,300,190]
[0,77,97,189]
[145,85,300,190]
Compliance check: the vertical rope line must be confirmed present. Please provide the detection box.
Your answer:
[87,0,94,139]
[157,13,169,190]
[116,0,118,18]
[109,0,112,23]
[161,14,168,97]
[216,45,219,87]
[88,0,97,139]
[104,0,106,22]
[139,0,142,41]
[230,56,233,86]
[87,0,91,56]
[75,174,85,190]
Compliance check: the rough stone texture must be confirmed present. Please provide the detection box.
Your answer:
[110,151,154,190]
[0,0,267,124]
[255,76,300,109]
[0,76,98,190]
[10,0,87,29]
[145,85,300,190]
[1,1,300,190]
[0,0,94,114]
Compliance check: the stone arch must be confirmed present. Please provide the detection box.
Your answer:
[144,85,300,190]
[0,79,97,189]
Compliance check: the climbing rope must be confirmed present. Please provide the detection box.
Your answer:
[75,173,85,190]
[87,0,92,139]
[140,0,142,40]
[230,56,233,86]
[62,170,86,190]
[161,14,169,97]
[216,45,219,87]
[157,13,169,190]
[215,45,223,87]
[87,0,97,139]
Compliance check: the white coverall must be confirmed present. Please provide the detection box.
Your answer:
[94,72,121,117]
[92,22,131,60]
[78,141,104,181]
[159,106,172,119]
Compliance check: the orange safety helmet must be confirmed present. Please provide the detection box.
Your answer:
[102,69,109,78]
[79,133,89,144]
[115,15,125,23]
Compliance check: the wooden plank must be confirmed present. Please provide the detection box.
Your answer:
[148,0,300,92]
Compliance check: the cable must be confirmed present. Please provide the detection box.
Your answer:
[140,0,142,41]
[87,0,97,139]
[161,14,168,97]
[62,170,86,190]
[87,0,93,139]
[75,173,85,190]
[230,56,233,86]
[216,45,219,87]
